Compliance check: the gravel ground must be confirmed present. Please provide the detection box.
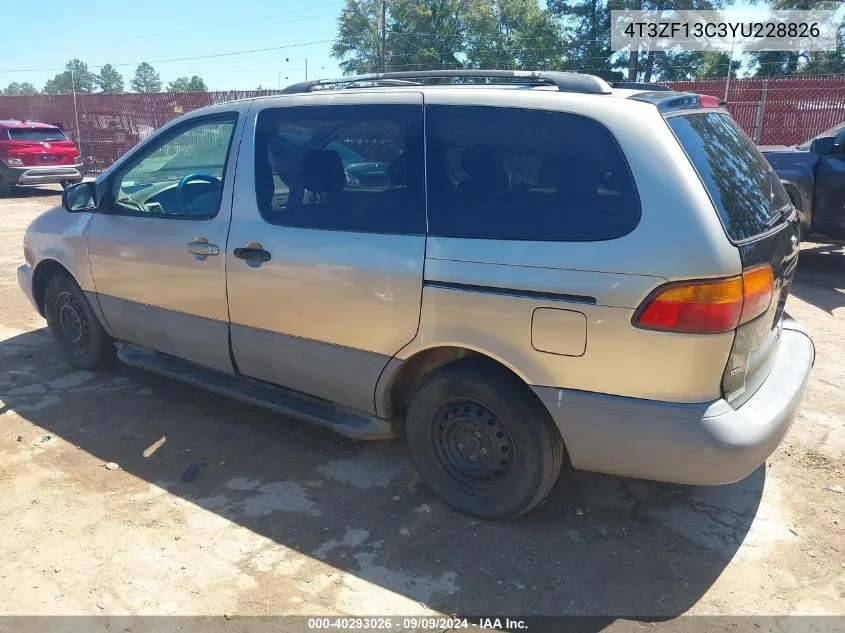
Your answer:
[0,185,843,626]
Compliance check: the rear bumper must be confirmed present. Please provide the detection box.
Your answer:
[532,318,815,485]
[0,164,84,186]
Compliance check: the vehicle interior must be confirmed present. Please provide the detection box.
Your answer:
[114,123,234,217]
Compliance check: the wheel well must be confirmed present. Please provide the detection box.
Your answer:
[387,346,528,419]
[782,184,801,211]
[32,260,72,316]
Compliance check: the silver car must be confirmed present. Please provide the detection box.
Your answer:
[18,71,815,519]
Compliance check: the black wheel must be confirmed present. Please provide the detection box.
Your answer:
[0,176,11,197]
[43,273,116,370]
[406,361,565,519]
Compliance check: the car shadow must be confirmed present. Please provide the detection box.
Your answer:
[791,242,845,314]
[4,185,63,198]
[0,328,765,624]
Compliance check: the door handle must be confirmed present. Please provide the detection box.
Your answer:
[187,241,219,256]
[234,247,272,262]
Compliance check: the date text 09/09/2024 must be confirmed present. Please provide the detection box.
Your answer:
[306,617,529,630]
[623,21,820,39]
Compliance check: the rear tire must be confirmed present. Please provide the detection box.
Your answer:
[43,273,116,370]
[0,177,11,197]
[405,361,564,519]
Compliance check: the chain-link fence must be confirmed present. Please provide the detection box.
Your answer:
[1,77,844,173]
[0,90,274,174]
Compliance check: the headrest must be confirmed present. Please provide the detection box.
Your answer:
[461,145,502,178]
[388,152,407,186]
[301,150,345,193]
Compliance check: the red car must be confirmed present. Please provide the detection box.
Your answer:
[0,120,84,196]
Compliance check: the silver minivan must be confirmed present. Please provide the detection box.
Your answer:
[18,71,815,519]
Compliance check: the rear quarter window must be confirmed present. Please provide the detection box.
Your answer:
[425,105,641,241]
[667,112,791,241]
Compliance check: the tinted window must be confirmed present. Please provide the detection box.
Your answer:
[425,106,640,241]
[113,116,237,218]
[8,128,67,142]
[254,105,425,234]
[668,112,791,241]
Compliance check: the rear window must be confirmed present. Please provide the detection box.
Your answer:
[425,106,641,241]
[7,127,68,142]
[668,112,791,241]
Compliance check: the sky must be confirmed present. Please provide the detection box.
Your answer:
[0,0,345,92]
[2,1,842,92]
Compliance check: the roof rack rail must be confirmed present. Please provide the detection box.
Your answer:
[612,81,673,92]
[282,70,613,95]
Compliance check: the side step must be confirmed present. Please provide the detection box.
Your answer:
[117,344,397,441]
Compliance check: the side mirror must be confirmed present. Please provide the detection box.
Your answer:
[810,137,836,155]
[62,181,98,213]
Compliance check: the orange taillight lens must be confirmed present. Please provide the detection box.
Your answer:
[635,266,773,334]
[740,265,774,325]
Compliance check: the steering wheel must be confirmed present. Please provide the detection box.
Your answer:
[177,173,221,211]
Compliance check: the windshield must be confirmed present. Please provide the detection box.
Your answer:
[668,112,791,241]
[798,120,845,150]
[8,128,67,142]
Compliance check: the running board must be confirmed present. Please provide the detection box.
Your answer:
[116,344,397,440]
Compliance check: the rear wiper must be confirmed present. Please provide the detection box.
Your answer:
[765,206,793,229]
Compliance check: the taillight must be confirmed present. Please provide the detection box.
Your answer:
[634,266,773,334]
[740,265,774,324]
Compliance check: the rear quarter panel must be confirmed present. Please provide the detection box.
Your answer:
[398,91,741,403]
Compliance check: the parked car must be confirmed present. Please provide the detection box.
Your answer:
[760,121,845,241]
[0,120,84,196]
[17,71,815,519]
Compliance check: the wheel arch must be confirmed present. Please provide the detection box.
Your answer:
[32,259,74,317]
[377,344,542,422]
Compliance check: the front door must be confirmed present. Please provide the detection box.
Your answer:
[226,93,427,414]
[812,133,845,238]
[87,112,243,373]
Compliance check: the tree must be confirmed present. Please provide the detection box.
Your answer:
[386,0,469,71]
[332,0,567,74]
[549,0,621,79]
[96,64,125,93]
[166,75,208,92]
[464,0,565,70]
[332,0,384,74]
[131,62,162,93]
[3,82,39,95]
[747,0,842,76]
[43,59,96,93]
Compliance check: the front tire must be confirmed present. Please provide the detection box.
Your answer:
[43,273,116,370]
[406,361,565,519]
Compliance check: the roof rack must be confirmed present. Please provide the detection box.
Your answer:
[282,70,613,95]
[611,82,673,92]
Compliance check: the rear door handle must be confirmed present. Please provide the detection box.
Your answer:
[234,247,272,262]
[186,241,219,256]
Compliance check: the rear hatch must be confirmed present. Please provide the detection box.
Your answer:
[0,127,80,166]
[667,110,800,408]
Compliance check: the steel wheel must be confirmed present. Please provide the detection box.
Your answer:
[54,290,91,356]
[431,398,517,494]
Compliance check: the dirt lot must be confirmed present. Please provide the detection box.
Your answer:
[0,186,843,624]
